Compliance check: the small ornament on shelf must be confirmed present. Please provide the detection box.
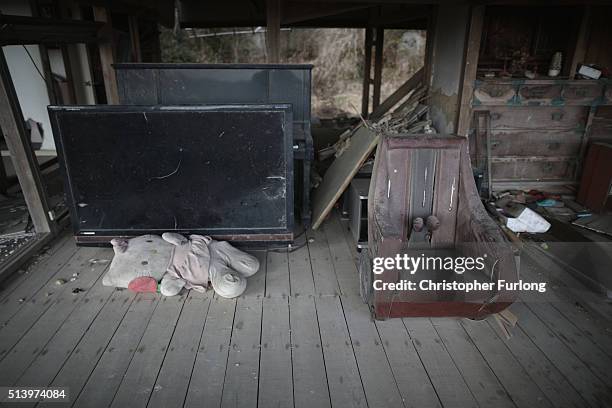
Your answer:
[548,51,562,77]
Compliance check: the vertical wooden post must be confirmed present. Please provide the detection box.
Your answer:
[0,50,52,234]
[372,27,384,110]
[266,0,281,63]
[456,5,484,137]
[361,28,373,117]
[93,6,119,104]
[29,0,57,104]
[568,5,590,78]
[128,15,142,62]
[57,1,77,103]
[59,45,77,103]
[575,105,597,180]
[423,6,437,88]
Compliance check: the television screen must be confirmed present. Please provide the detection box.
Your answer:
[49,105,293,243]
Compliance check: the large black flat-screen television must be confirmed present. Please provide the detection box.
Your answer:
[49,104,293,244]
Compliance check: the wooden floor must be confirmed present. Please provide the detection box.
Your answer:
[1,213,612,408]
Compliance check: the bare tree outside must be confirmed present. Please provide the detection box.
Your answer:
[160,27,425,118]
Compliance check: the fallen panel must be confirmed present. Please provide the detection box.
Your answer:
[311,125,378,229]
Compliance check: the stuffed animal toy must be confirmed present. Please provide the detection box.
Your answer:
[103,233,260,298]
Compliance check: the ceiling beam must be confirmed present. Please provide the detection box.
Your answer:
[0,14,102,46]
[282,2,371,24]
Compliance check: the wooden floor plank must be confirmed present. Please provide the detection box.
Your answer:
[305,228,340,296]
[524,245,612,322]
[522,296,612,386]
[375,318,442,408]
[519,256,612,381]
[341,295,405,408]
[511,302,612,407]
[403,318,479,408]
[431,318,516,408]
[520,260,612,359]
[0,248,111,382]
[11,285,126,404]
[184,296,236,408]
[290,295,331,408]
[0,233,69,299]
[258,296,293,408]
[338,218,360,266]
[0,233,75,315]
[316,295,367,408]
[323,217,361,297]
[221,297,262,408]
[72,293,160,407]
[148,290,212,408]
[288,244,316,296]
[0,247,110,360]
[35,290,138,408]
[265,250,290,298]
[325,216,405,407]
[460,318,552,408]
[110,294,187,408]
[489,306,589,408]
[288,246,331,408]
[0,213,610,408]
[242,250,266,299]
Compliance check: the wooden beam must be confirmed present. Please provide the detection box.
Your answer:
[422,6,436,88]
[361,27,373,117]
[282,2,370,25]
[456,5,484,138]
[372,27,384,110]
[575,105,597,181]
[0,50,53,234]
[369,66,424,121]
[56,2,78,104]
[128,16,142,62]
[568,5,591,78]
[92,6,119,104]
[58,45,77,103]
[266,0,281,63]
[0,14,102,46]
[28,1,58,106]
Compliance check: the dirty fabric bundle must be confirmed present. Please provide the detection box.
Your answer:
[103,233,259,298]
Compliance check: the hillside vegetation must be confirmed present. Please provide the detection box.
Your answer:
[160,27,425,118]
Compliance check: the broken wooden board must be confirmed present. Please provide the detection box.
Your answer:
[311,125,379,230]
[573,214,612,237]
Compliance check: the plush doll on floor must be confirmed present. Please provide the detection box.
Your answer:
[102,233,260,298]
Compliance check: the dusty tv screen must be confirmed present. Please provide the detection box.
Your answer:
[49,105,293,242]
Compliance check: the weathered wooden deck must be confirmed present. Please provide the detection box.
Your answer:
[0,213,611,408]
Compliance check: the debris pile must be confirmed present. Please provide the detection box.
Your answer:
[485,189,592,234]
[319,85,432,161]
[369,86,432,135]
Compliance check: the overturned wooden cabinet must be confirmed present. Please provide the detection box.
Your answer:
[359,134,518,319]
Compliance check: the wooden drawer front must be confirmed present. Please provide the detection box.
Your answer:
[492,159,574,181]
[473,80,611,106]
[474,83,516,105]
[487,107,587,130]
[489,130,582,157]
[517,84,563,105]
[562,83,604,105]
